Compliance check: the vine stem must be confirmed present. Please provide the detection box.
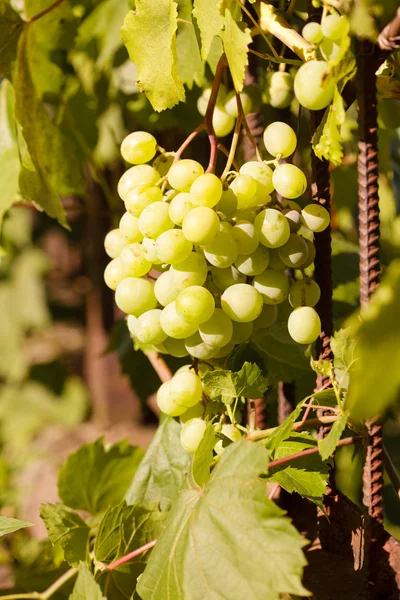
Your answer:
[173,124,206,163]
[236,92,262,162]
[268,436,362,469]
[248,414,339,442]
[146,352,173,383]
[259,3,315,62]
[0,567,77,600]
[25,0,65,23]
[217,143,239,171]
[104,539,157,571]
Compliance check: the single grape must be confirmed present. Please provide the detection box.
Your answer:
[121,131,157,164]
[190,173,223,208]
[278,234,309,268]
[283,209,302,233]
[231,320,253,344]
[124,185,163,217]
[182,206,219,245]
[302,22,323,44]
[170,371,203,409]
[254,208,291,248]
[321,13,349,40]
[119,212,143,243]
[289,278,321,308]
[214,340,236,358]
[231,221,260,255]
[180,402,205,423]
[115,277,157,316]
[224,90,252,117]
[198,308,233,348]
[301,204,330,232]
[253,270,289,305]
[127,314,138,337]
[163,337,189,357]
[221,283,263,322]
[234,246,270,276]
[265,71,294,109]
[215,187,238,217]
[157,381,187,416]
[135,309,168,345]
[160,301,199,339]
[197,85,227,116]
[180,418,207,453]
[168,192,194,226]
[203,229,239,268]
[230,175,258,210]
[239,161,274,196]
[168,159,204,192]
[211,264,246,291]
[272,164,307,200]
[212,106,235,137]
[301,239,316,268]
[104,258,124,290]
[185,331,219,359]
[294,61,335,111]
[156,229,193,264]
[175,286,215,325]
[288,306,321,344]
[154,153,174,177]
[214,423,242,454]
[263,122,297,158]
[268,248,287,271]
[141,236,163,264]
[104,229,128,258]
[138,202,174,239]
[118,165,161,200]
[170,252,208,288]
[253,303,278,329]
[120,243,152,277]
[280,199,302,212]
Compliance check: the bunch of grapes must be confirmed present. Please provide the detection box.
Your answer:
[104,119,329,454]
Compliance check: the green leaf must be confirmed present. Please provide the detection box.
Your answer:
[0,0,23,76]
[253,329,310,382]
[192,0,223,61]
[0,516,33,537]
[313,87,345,166]
[265,399,306,453]
[349,0,379,41]
[40,504,89,567]
[331,328,358,372]
[176,0,204,88]
[58,438,143,514]
[190,423,216,487]
[318,413,348,460]
[346,259,400,420]
[202,361,268,401]
[267,433,329,505]
[310,388,338,408]
[0,80,20,222]
[69,562,106,600]
[125,416,191,512]
[221,9,252,92]
[121,0,185,111]
[310,358,333,379]
[137,441,308,600]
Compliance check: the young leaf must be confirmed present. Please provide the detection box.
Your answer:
[69,562,106,600]
[221,9,252,92]
[202,361,268,401]
[313,87,345,166]
[331,328,358,372]
[125,416,191,512]
[58,438,143,515]
[192,0,224,61]
[189,423,216,487]
[0,515,33,537]
[318,413,348,460]
[40,504,89,567]
[176,0,204,88]
[137,441,308,600]
[0,80,20,222]
[121,0,185,111]
[265,399,306,453]
[310,358,333,379]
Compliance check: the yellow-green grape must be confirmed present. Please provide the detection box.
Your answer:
[127,314,138,337]
[231,320,254,344]
[301,204,330,232]
[180,418,207,453]
[190,173,223,208]
[141,237,163,265]
[157,381,187,416]
[138,202,174,239]
[170,371,203,408]
[119,243,152,277]
[221,283,263,323]
[234,246,270,276]
[224,90,252,117]
[135,309,168,345]
[263,122,297,158]
[154,153,174,177]
[302,22,323,44]
[203,229,239,268]
[168,159,204,192]
[280,199,302,212]
[239,161,274,196]
[197,84,227,116]
[265,71,294,109]
[170,252,208,288]
[124,185,163,217]
[211,265,246,291]
[321,13,349,40]
[180,403,205,423]
[231,221,260,255]
[175,286,215,325]
[216,188,238,217]
[121,131,157,164]
[253,304,278,329]
[104,258,124,290]
[289,278,321,308]
[169,192,194,225]
[185,332,219,359]
[212,106,235,137]
[118,165,161,200]
[253,270,289,305]
[278,234,309,268]
[255,208,291,248]
[115,277,157,316]
[294,60,335,111]
[199,308,233,348]
[283,209,302,233]
[301,239,316,268]
[288,306,321,344]
[163,337,189,357]
[268,248,287,271]
[156,229,193,264]
[214,424,242,454]
[104,228,128,258]
[119,212,143,243]
[272,164,307,200]
[214,340,235,358]
[182,207,219,244]
[160,301,199,339]
[230,175,258,210]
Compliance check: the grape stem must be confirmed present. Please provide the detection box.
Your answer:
[173,124,206,163]
[146,352,173,383]
[221,116,242,181]
[248,48,303,67]
[236,92,263,162]
[268,435,363,469]
[203,54,228,173]
[217,143,239,171]
[103,539,157,571]
[0,567,77,599]
[248,414,339,441]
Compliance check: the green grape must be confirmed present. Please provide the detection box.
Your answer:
[214,340,236,358]
[231,221,259,255]
[224,90,252,117]
[215,188,238,217]
[180,418,207,453]
[119,243,152,277]
[272,164,307,200]
[135,309,168,345]
[189,173,223,208]
[254,208,291,248]
[294,61,335,111]
[239,161,274,195]
[163,337,189,357]
[138,202,174,239]
[153,153,174,177]
[198,308,233,348]
[157,381,187,416]
[175,286,215,325]
[278,234,309,268]
[160,301,199,339]
[321,13,349,40]
[203,229,239,268]
[253,270,289,305]
[280,199,302,212]
[121,131,157,164]
[180,403,205,423]
[221,283,263,322]
[156,229,193,264]
[231,320,253,344]
[288,306,321,344]
[118,165,161,200]
[301,239,316,268]
[214,424,242,454]
[119,212,143,243]
[212,106,235,137]
[283,209,302,233]
[302,22,323,44]
[197,84,227,116]
[169,192,194,225]
[170,252,208,289]
[289,278,321,308]
[168,159,204,192]
[263,122,297,158]
[141,236,163,264]
[127,314,138,337]
[124,185,163,217]
[170,371,203,408]
[211,265,246,291]
[104,228,128,258]
[115,277,157,316]
[265,71,294,109]
[104,258,124,290]
[184,332,219,359]
[268,248,287,271]
[234,246,270,276]
[182,206,219,244]
[154,271,178,306]
[253,304,278,329]
[230,175,258,210]
[301,204,330,232]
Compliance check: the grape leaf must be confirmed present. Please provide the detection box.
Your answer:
[265,399,306,452]
[253,329,310,382]
[0,516,33,537]
[137,441,308,600]
[58,438,143,515]
[190,423,216,487]
[40,504,89,567]
[313,87,345,166]
[69,563,106,600]
[221,9,252,92]
[0,0,23,77]
[125,416,191,512]
[121,0,185,111]
[202,361,268,401]
[176,0,204,88]
[318,413,348,460]
[0,80,20,222]
[192,0,224,61]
